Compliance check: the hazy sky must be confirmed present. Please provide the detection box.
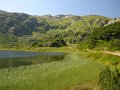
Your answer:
[0,0,120,18]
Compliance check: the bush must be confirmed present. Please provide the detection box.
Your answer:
[99,67,120,90]
[108,39,120,51]
[50,38,67,47]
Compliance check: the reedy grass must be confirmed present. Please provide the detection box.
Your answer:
[0,52,104,90]
[0,45,79,53]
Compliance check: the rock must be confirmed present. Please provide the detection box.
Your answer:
[105,17,120,26]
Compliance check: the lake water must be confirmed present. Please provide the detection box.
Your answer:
[0,50,66,69]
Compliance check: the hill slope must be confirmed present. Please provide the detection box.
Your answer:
[79,21,120,51]
[0,10,111,48]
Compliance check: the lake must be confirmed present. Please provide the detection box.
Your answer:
[0,50,66,69]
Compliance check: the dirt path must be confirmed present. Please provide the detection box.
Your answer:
[104,51,120,56]
[87,49,120,57]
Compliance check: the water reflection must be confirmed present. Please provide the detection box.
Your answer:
[0,50,66,69]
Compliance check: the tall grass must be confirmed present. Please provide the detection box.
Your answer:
[0,52,104,90]
[85,52,120,66]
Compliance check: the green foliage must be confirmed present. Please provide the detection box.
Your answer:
[0,52,104,90]
[0,10,111,48]
[86,52,120,65]
[67,15,109,32]
[108,39,120,51]
[90,22,120,41]
[0,11,29,35]
[80,21,120,51]
[99,67,112,90]
[87,39,98,49]
[50,38,67,47]
[13,18,39,36]
[99,67,120,90]
[0,34,18,48]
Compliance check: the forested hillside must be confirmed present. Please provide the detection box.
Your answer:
[80,21,120,51]
[0,10,111,48]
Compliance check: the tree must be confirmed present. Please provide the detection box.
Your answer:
[51,38,67,47]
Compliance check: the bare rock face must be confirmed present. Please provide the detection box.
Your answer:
[105,17,120,26]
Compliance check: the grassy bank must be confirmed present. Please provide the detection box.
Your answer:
[84,51,120,68]
[0,45,79,53]
[1,46,119,90]
[0,52,105,90]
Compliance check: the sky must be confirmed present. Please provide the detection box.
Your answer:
[0,0,120,18]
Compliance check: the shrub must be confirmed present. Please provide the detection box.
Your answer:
[108,39,120,51]
[99,67,120,90]
[50,38,67,47]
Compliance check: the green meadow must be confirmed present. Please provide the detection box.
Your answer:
[0,5,119,90]
[0,52,105,90]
